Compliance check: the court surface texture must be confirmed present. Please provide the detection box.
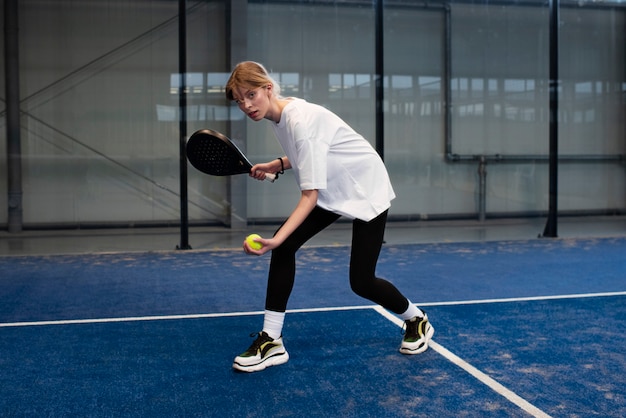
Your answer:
[1,236,625,417]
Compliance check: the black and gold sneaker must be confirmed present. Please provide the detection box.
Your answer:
[232,331,289,372]
[400,313,434,355]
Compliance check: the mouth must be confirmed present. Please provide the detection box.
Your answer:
[248,110,259,119]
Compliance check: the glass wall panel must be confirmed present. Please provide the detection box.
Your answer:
[4,0,228,227]
[17,1,169,225]
[244,1,377,220]
[184,2,230,224]
[1,0,624,230]
[384,3,451,217]
[384,0,625,219]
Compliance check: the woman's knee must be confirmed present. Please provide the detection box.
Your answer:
[349,275,375,299]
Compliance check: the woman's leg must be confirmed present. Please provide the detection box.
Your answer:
[349,211,435,355]
[265,206,340,312]
[349,210,409,314]
[233,207,340,372]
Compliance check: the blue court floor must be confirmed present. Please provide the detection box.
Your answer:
[1,227,625,417]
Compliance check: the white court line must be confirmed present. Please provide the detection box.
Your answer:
[0,305,379,328]
[373,305,552,418]
[0,311,265,328]
[417,290,626,308]
[1,291,624,328]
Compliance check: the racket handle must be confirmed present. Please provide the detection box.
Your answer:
[264,172,277,182]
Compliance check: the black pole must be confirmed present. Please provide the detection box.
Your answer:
[5,0,23,233]
[177,0,191,250]
[542,0,559,238]
[375,0,384,160]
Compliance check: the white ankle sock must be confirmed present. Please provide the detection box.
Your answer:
[400,301,424,321]
[262,310,285,340]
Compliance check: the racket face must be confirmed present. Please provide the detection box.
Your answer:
[186,129,253,176]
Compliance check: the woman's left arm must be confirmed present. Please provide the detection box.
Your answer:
[243,188,317,255]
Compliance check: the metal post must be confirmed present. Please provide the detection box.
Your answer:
[375,0,384,160]
[542,0,559,238]
[5,0,23,233]
[478,156,487,222]
[177,0,191,249]
[226,0,248,229]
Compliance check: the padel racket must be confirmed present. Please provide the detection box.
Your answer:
[186,129,276,182]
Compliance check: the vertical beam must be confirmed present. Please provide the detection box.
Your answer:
[226,0,248,228]
[478,156,487,222]
[375,0,384,159]
[5,0,23,233]
[177,0,192,249]
[443,5,452,159]
[542,0,559,238]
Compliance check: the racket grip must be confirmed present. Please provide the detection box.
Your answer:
[264,172,277,182]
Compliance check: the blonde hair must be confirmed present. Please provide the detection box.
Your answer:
[225,61,281,101]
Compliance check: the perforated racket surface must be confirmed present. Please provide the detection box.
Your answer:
[186,129,275,181]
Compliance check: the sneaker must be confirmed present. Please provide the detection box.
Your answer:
[400,313,434,355]
[232,331,289,372]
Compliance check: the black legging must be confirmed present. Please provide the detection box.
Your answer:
[265,207,410,315]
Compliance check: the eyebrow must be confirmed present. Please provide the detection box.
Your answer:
[233,88,256,102]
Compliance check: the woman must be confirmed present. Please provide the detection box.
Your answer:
[225,61,433,372]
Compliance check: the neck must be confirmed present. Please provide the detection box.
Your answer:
[266,98,291,123]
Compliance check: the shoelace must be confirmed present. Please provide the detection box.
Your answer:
[247,332,272,351]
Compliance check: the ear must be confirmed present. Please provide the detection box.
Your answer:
[265,83,273,95]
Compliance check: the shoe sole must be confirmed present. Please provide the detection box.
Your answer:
[232,351,290,373]
[399,323,435,355]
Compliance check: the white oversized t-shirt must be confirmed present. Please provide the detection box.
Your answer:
[271,98,395,222]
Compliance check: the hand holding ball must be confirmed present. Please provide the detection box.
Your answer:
[246,234,263,251]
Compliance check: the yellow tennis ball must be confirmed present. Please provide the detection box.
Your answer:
[246,234,263,250]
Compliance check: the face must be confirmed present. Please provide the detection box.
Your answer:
[232,85,273,122]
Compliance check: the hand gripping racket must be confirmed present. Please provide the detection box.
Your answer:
[186,129,276,182]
